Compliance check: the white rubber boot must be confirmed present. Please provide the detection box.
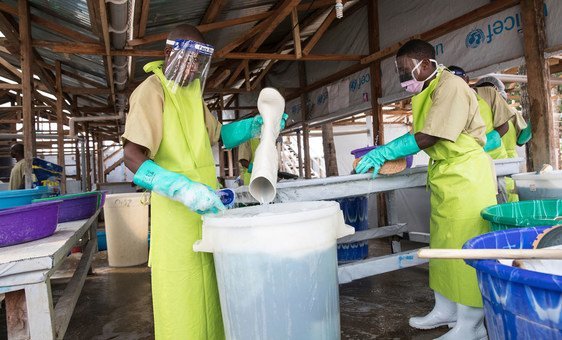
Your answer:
[409,291,457,330]
[435,304,487,340]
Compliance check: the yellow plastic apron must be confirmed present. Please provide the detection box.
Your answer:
[412,71,497,307]
[145,61,224,340]
[501,121,519,201]
[241,138,260,184]
[476,94,508,160]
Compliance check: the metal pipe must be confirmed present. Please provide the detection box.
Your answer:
[475,73,562,85]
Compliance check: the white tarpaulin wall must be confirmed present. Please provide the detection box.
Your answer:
[380,0,562,103]
[266,0,562,123]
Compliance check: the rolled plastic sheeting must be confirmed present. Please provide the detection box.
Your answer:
[249,87,285,204]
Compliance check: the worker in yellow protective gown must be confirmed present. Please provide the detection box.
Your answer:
[122,24,286,339]
[238,138,260,185]
[474,76,532,202]
[356,39,497,340]
[448,67,524,203]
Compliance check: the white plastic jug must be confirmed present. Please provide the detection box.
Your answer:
[103,192,149,267]
[194,201,354,340]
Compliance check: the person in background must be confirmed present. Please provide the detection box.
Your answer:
[449,67,531,202]
[474,75,531,160]
[356,39,497,339]
[9,143,25,190]
[238,137,259,185]
[122,24,286,339]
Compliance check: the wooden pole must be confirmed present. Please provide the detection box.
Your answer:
[368,0,383,145]
[97,137,104,183]
[19,0,34,189]
[296,129,303,177]
[520,0,559,169]
[91,134,98,186]
[321,123,338,177]
[75,141,81,181]
[85,125,92,190]
[368,0,388,227]
[55,61,66,193]
[298,61,312,178]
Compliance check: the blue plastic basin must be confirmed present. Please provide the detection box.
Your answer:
[0,186,49,210]
[464,227,562,339]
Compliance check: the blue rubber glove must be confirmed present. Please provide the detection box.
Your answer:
[133,160,225,215]
[516,124,532,146]
[247,163,253,173]
[355,133,420,178]
[221,113,289,149]
[483,130,502,152]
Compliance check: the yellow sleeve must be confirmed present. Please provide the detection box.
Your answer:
[512,110,528,135]
[238,141,251,163]
[421,75,475,142]
[477,87,515,128]
[121,75,164,159]
[204,104,222,146]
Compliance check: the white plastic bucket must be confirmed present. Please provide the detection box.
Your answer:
[194,201,354,340]
[103,192,149,267]
[512,170,562,200]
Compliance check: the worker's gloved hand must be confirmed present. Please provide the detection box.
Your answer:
[133,160,225,215]
[483,130,502,152]
[221,113,289,149]
[516,124,532,146]
[356,133,420,178]
[247,163,253,173]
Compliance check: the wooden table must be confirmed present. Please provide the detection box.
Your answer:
[0,210,100,339]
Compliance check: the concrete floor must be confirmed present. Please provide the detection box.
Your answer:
[1,240,451,339]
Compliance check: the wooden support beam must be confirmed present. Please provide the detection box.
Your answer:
[224,0,302,86]
[201,0,228,25]
[290,8,302,59]
[0,2,97,44]
[368,0,383,145]
[19,0,34,189]
[128,1,339,48]
[243,60,251,91]
[321,122,338,176]
[137,0,150,38]
[361,0,519,65]
[298,61,311,179]
[0,83,21,90]
[303,9,336,55]
[85,125,92,190]
[520,0,559,169]
[222,52,364,61]
[55,61,66,193]
[97,137,104,183]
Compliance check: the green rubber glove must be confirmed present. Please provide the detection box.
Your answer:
[483,130,502,152]
[516,124,532,146]
[247,163,253,173]
[221,113,289,149]
[133,160,225,215]
[355,133,420,178]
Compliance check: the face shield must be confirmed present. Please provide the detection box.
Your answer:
[164,39,214,94]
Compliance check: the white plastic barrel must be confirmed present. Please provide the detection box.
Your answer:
[194,201,354,340]
[103,192,149,267]
[512,170,562,200]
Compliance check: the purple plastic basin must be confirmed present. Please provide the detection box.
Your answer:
[350,146,414,168]
[0,201,61,247]
[33,192,100,223]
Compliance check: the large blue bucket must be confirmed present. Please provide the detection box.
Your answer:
[464,227,562,339]
[336,196,369,262]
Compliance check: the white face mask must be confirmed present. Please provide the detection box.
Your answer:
[398,59,439,94]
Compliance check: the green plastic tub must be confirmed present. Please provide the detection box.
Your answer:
[481,199,562,231]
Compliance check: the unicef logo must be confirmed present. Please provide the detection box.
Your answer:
[465,29,485,48]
